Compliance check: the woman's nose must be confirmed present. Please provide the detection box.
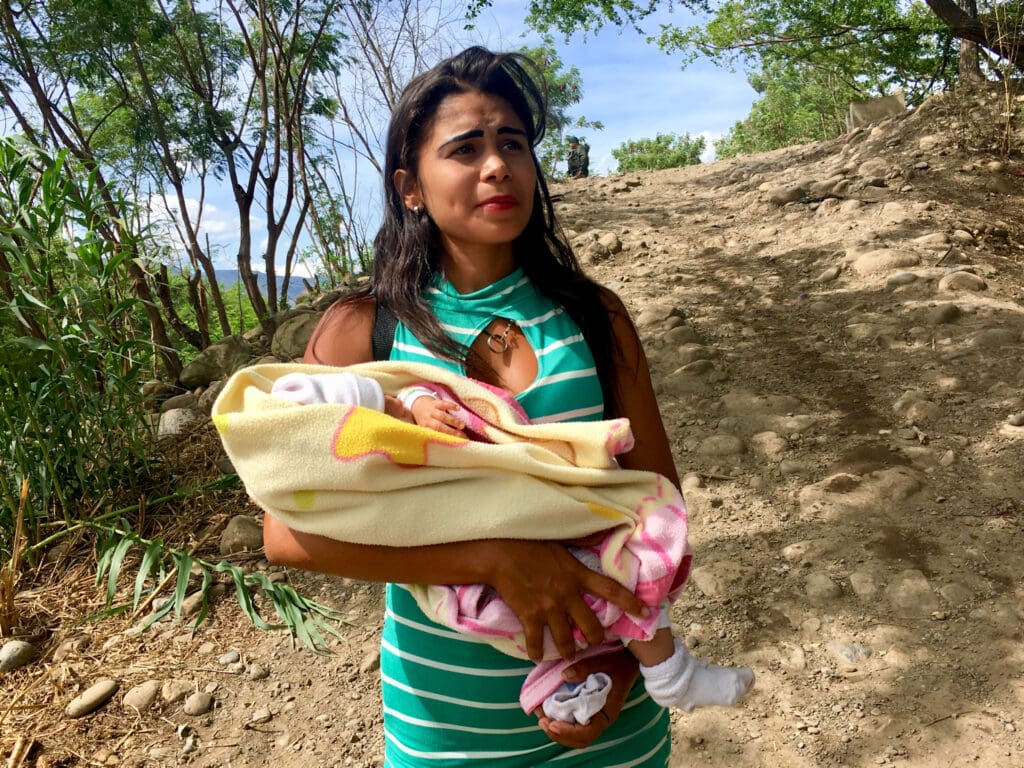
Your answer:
[481,150,510,181]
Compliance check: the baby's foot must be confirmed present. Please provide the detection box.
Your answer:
[639,639,754,712]
[541,672,612,725]
[676,658,755,713]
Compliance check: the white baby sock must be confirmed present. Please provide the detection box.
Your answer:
[271,372,384,411]
[639,638,754,713]
[541,673,612,725]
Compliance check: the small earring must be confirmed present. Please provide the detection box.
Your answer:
[412,205,420,215]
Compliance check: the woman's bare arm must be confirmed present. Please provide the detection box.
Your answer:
[602,289,680,485]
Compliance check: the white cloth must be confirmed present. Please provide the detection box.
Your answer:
[398,385,437,411]
[541,673,612,725]
[270,371,385,412]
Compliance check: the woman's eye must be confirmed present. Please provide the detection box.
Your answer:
[451,144,475,156]
[503,139,525,151]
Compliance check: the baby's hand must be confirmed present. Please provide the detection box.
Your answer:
[383,395,414,424]
[410,396,466,437]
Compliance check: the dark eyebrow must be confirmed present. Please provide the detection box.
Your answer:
[439,126,527,150]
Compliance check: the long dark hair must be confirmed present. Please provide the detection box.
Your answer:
[333,46,623,416]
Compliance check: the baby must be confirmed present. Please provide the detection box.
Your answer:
[271,370,754,724]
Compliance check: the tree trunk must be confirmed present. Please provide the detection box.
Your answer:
[155,264,205,351]
[127,257,182,380]
[926,0,1024,71]
[958,1,985,82]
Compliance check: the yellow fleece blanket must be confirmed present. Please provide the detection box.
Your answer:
[212,361,679,548]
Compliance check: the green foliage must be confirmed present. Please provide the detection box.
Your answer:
[469,0,710,35]
[164,272,261,344]
[714,61,858,158]
[92,512,347,652]
[611,132,705,172]
[1,0,347,335]
[654,0,957,104]
[0,137,153,559]
[520,40,604,177]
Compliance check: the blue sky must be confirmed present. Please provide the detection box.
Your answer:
[475,2,759,172]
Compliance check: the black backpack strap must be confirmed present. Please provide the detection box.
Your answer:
[371,300,398,361]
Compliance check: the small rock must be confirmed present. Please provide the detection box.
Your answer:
[849,570,879,598]
[359,649,381,674]
[886,569,939,616]
[181,583,227,618]
[1008,413,1024,427]
[937,271,987,292]
[66,679,120,718]
[768,183,808,206]
[696,434,745,457]
[750,431,788,461]
[689,561,752,597]
[52,635,90,662]
[123,680,162,713]
[248,663,271,680]
[817,266,842,283]
[249,707,273,725]
[219,650,241,665]
[779,459,813,477]
[827,640,872,666]
[886,272,918,288]
[220,515,264,555]
[970,328,1019,348]
[162,679,193,705]
[183,691,214,716]
[805,573,842,601]
[158,408,205,438]
[0,640,38,672]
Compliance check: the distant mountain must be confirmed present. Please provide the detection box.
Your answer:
[213,269,310,302]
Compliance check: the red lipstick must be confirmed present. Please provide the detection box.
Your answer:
[479,195,517,210]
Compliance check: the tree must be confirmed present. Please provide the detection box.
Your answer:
[611,132,705,171]
[519,39,603,177]
[924,0,1024,71]
[714,61,861,158]
[654,1,959,106]
[502,0,1023,74]
[299,0,471,282]
[0,0,344,365]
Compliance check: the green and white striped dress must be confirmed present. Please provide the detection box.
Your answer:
[383,268,670,767]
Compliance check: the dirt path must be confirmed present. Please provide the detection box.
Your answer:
[4,83,1023,767]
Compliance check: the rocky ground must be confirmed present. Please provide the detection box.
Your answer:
[3,82,1024,767]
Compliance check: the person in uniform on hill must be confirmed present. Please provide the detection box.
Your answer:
[566,135,589,178]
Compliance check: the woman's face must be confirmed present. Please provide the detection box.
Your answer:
[398,89,537,259]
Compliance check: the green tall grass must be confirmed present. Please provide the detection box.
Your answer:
[0,137,152,561]
[0,139,345,649]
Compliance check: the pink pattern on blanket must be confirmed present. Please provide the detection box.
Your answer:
[411,381,526,442]
[426,476,691,713]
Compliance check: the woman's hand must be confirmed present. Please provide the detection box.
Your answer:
[484,540,649,662]
[534,649,640,748]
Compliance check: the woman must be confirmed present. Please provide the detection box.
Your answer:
[263,47,680,766]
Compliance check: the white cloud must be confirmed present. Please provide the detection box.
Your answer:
[275,261,318,278]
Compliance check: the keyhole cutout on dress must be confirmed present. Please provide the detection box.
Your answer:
[466,317,538,396]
